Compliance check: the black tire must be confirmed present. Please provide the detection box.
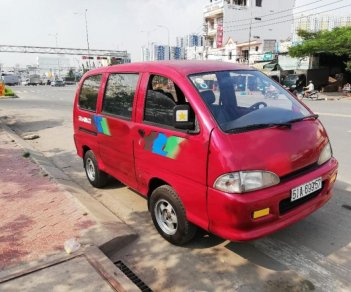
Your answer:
[150,185,197,245]
[83,150,108,188]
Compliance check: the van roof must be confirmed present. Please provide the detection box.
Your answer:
[85,61,254,76]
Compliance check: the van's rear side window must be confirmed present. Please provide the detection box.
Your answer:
[102,73,139,119]
[79,74,102,112]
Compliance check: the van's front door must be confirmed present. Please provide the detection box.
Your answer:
[97,72,140,189]
[133,73,210,230]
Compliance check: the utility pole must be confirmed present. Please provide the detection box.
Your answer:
[49,33,60,78]
[247,0,261,64]
[248,17,261,64]
[157,25,170,60]
[84,9,91,69]
[74,10,91,69]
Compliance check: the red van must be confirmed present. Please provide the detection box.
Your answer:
[73,61,338,245]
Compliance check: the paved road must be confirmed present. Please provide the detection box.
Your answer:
[1,85,351,291]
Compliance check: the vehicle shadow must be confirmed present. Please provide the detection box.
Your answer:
[224,179,351,272]
[108,210,314,291]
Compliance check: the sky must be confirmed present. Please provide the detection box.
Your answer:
[0,0,207,67]
[0,0,351,68]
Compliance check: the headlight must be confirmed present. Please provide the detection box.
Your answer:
[318,142,332,165]
[214,171,280,193]
[291,85,296,88]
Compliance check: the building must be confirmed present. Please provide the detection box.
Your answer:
[151,45,185,60]
[142,47,151,61]
[203,0,295,63]
[292,15,351,42]
[152,45,170,60]
[176,34,204,48]
[176,34,204,60]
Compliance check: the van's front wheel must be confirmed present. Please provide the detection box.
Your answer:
[84,150,108,188]
[150,185,197,245]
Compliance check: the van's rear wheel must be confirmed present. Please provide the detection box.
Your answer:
[84,150,108,188]
[150,185,197,245]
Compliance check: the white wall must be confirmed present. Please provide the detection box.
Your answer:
[223,0,295,44]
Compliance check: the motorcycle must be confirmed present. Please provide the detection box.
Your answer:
[303,90,319,100]
[264,90,279,100]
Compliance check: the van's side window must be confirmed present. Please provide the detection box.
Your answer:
[79,74,102,112]
[102,74,139,119]
[144,75,194,129]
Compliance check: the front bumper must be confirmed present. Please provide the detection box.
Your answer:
[207,157,338,241]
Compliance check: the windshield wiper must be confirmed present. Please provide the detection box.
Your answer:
[226,122,292,133]
[225,114,318,133]
[286,114,319,124]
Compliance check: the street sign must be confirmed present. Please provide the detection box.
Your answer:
[263,52,273,61]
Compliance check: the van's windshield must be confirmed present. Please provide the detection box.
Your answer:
[189,70,311,133]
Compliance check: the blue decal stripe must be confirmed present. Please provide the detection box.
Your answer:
[94,116,103,133]
[152,133,168,156]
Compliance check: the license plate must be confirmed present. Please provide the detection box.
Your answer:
[291,178,322,202]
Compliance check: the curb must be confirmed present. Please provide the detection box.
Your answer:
[0,122,137,255]
[0,246,140,291]
[0,95,19,99]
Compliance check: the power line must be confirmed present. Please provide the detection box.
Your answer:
[224,3,351,33]
[225,0,343,29]
[223,0,326,23]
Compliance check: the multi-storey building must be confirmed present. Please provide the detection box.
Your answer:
[176,34,204,60]
[176,34,204,48]
[203,0,295,63]
[151,44,185,60]
[292,15,351,42]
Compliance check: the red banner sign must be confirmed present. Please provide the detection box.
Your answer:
[216,24,223,48]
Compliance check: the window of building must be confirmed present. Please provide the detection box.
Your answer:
[144,75,195,130]
[102,73,139,119]
[209,19,215,30]
[79,74,102,112]
[233,0,247,6]
[256,0,262,7]
[263,39,276,52]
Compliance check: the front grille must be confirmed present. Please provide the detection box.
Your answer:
[114,260,152,292]
[280,163,320,183]
[279,183,324,215]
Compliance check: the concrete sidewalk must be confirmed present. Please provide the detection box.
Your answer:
[0,125,139,291]
[316,92,351,101]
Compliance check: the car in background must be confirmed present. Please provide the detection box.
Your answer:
[21,79,29,86]
[281,74,306,93]
[1,73,20,86]
[51,80,65,87]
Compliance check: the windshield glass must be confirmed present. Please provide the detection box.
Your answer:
[189,70,311,132]
[285,75,299,81]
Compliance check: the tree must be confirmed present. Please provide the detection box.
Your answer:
[289,27,351,71]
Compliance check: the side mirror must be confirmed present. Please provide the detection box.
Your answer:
[173,104,195,130]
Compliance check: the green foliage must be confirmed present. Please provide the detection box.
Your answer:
[4,87,15,96]
[296,29,321,40]
[289,27,351,71]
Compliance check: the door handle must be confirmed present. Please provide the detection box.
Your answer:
[138,129,145,137]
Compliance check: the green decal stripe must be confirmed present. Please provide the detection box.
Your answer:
[164,136,185,159]
[101,118,111,136]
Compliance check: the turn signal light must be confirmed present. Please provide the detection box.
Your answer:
[253,208,270,219]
